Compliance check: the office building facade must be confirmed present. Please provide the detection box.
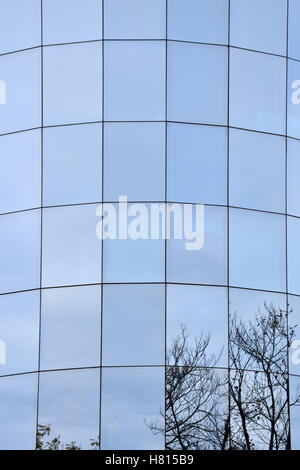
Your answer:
[0,0,300,450]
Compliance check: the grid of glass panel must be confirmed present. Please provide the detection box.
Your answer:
[0,0,300,451]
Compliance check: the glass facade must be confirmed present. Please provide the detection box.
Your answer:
[0,0,300,451]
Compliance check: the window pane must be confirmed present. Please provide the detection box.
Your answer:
[288,216,300,295]
[168,0,228,45]
[40,286,101,370]
[288,139,300,217]
[167,285,228,367]
[101,367,164,450]
[42,204,101,287]
[0,210,40,294]
[0,374,37,450]
[230,0,287,55]
[43,0,102,45]
[104,123,165,202]
[290,376,300,449]
[165,367,228,449]
[289,0,300,61]
[0,291,39,376]
[229,288,286,372]
[168,124,227,205]
[103,284,165,366]
[168,42,228,125]
[0,130,41,214]
[230,209,286,292]
[0,0,41,54]
[104,0,166,39]
[229,129,285,213]
[288,59,300,139]
[43,42,102,126]
[43,124,102,206]
[104,239,165,283]
[0,49,41,134]
[104,41,165,121]
[230,369,289,449]
[103,202,165,283]
[38,369,100,450]
[167,205,227,285]
[288,295,300,376]
[230,49,286,134]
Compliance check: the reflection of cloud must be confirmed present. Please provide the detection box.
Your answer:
[0,210,40,294]
[167,284,227,367]
[101,367,164,450]
[0,49,41,134]
[42,204,101,287]
[41,285,101,370]
[103,284,164,366]
[0,373,37,450]
[38,369,99,450]
[0,290,39,375]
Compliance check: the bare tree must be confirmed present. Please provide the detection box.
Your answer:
[149,304,300,451]
[148,326,229,450]
[229,303,298,450]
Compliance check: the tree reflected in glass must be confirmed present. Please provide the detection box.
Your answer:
[149,303,300,450]
[36,424,99,450]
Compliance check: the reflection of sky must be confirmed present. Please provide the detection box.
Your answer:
[230,129,285,213]
[0,0,40,54]
[168,285,228,367]
[230,0,286,55]
[230,209,286,292]
[168,124,227,205]
[38,369,100,450]
[0,373,37,450]
[289,0,300,61]
[105,0,165,39]
[40,286,101,370]
[0,0,300,452]
[103,284,165,366]
[230,288,285,322]
[43,42,102,126]
[0,49,41,134]
[43,124,102,207]
[105,40,165,121]
[101,367,164,450]
[0,291,39,376]
[167,205,227,285]
[0,210,41,294]
[229,288,286,372]
[168,0,228,44]
[42,204,101,287]
[43,0,102,45]
[0,130,41,214]
[168,41,228,125]
[230,48,286,134]
[104,122,165,202]
[103,204,165,282]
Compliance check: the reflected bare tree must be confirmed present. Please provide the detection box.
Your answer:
[148,326,229,450]
[229,303,296,450]
[149,303,300,450]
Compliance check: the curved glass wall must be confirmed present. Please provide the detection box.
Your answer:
[0,0,300,451]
